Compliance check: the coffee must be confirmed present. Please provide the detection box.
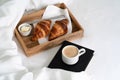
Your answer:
[63,46,78,58]
[62,45,86,65]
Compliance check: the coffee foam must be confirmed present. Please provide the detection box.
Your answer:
[63,46,78,58]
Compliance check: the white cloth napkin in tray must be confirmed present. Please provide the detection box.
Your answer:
[38,5,72,44]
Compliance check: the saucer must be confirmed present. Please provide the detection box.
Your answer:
[48,41,94,72]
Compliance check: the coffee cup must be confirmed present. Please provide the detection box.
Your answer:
[62,45,86,65]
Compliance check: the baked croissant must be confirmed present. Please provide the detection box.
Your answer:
[31,20,51,41]
[49,19,69,41]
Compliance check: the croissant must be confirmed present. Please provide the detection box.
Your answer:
[31,20,51,41]
[49,19,69,41]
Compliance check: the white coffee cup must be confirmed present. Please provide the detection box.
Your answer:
[62,45,86,65]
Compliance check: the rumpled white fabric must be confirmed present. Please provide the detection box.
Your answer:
[36,68,91,80]
[26,0,72,11]
[0,0,92,80]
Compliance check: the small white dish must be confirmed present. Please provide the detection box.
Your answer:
[18,23,32,36]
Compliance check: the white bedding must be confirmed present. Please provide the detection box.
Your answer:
[0,0,91,80]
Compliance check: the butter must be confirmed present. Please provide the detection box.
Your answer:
[20,26,30,32]
[18,23,32,36]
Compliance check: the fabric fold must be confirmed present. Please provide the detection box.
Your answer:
[35,67,92,80]
[0,0,33,80]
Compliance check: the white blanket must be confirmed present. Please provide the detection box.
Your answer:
[0,0,92,80]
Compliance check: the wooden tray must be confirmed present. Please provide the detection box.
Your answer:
[15,3,84,56]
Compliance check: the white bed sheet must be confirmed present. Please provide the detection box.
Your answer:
[1,0,120,80]
[0,0,91,80]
